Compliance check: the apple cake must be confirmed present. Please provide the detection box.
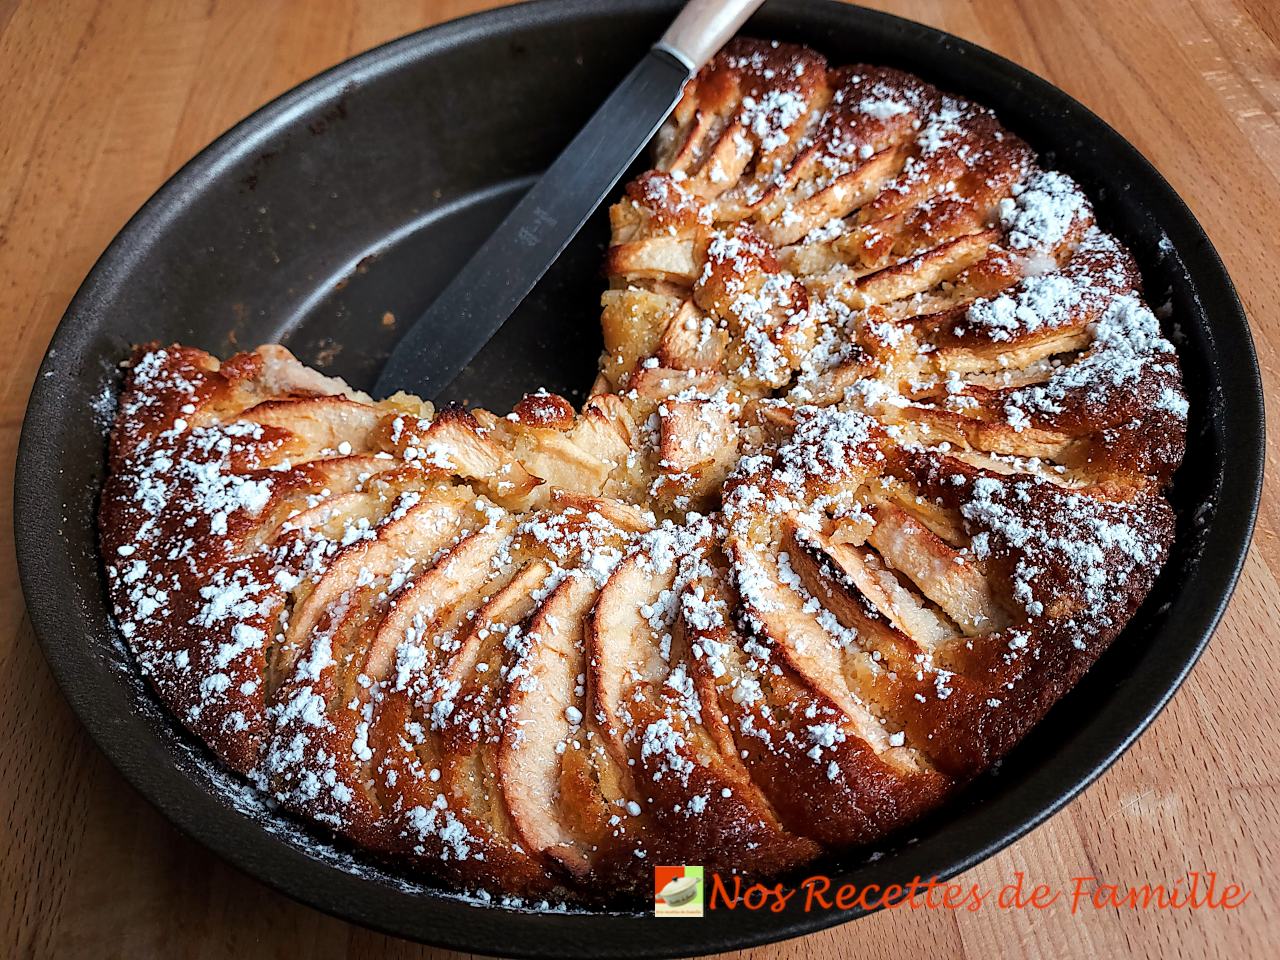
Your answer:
[100,39,1187,900]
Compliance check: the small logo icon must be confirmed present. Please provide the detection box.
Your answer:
[654,866,704,917]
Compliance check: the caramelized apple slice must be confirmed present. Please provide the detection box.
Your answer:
[500,574,601,879]
[432,561,562,894]
[268,490,475,690]
[867,504,1010,636]
[685,571,951,846]
[239,395,385,463]
[855,230,1000,306]
[263,493,479,829]
[369,524,524,870]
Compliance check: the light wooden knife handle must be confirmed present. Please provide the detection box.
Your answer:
[657,0,767,72]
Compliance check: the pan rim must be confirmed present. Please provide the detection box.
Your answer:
[13,0,1265,956]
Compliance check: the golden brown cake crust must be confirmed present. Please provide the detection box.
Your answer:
[99,39,1187,901]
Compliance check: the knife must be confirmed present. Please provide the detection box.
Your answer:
[374,0,766,400]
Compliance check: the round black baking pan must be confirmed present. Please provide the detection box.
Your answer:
[13,1,1264,956]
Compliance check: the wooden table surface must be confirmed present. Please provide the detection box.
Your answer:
[1,1,1276,958]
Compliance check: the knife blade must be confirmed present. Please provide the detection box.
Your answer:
[374,0,766,400]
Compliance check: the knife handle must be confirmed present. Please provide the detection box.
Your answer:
[657,0,767,72]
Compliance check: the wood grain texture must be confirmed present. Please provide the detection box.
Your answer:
[0,1,1275,957]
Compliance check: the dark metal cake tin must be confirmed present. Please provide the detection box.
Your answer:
[13,1,1264,956]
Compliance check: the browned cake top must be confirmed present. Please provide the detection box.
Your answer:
[99,39,1185,903]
